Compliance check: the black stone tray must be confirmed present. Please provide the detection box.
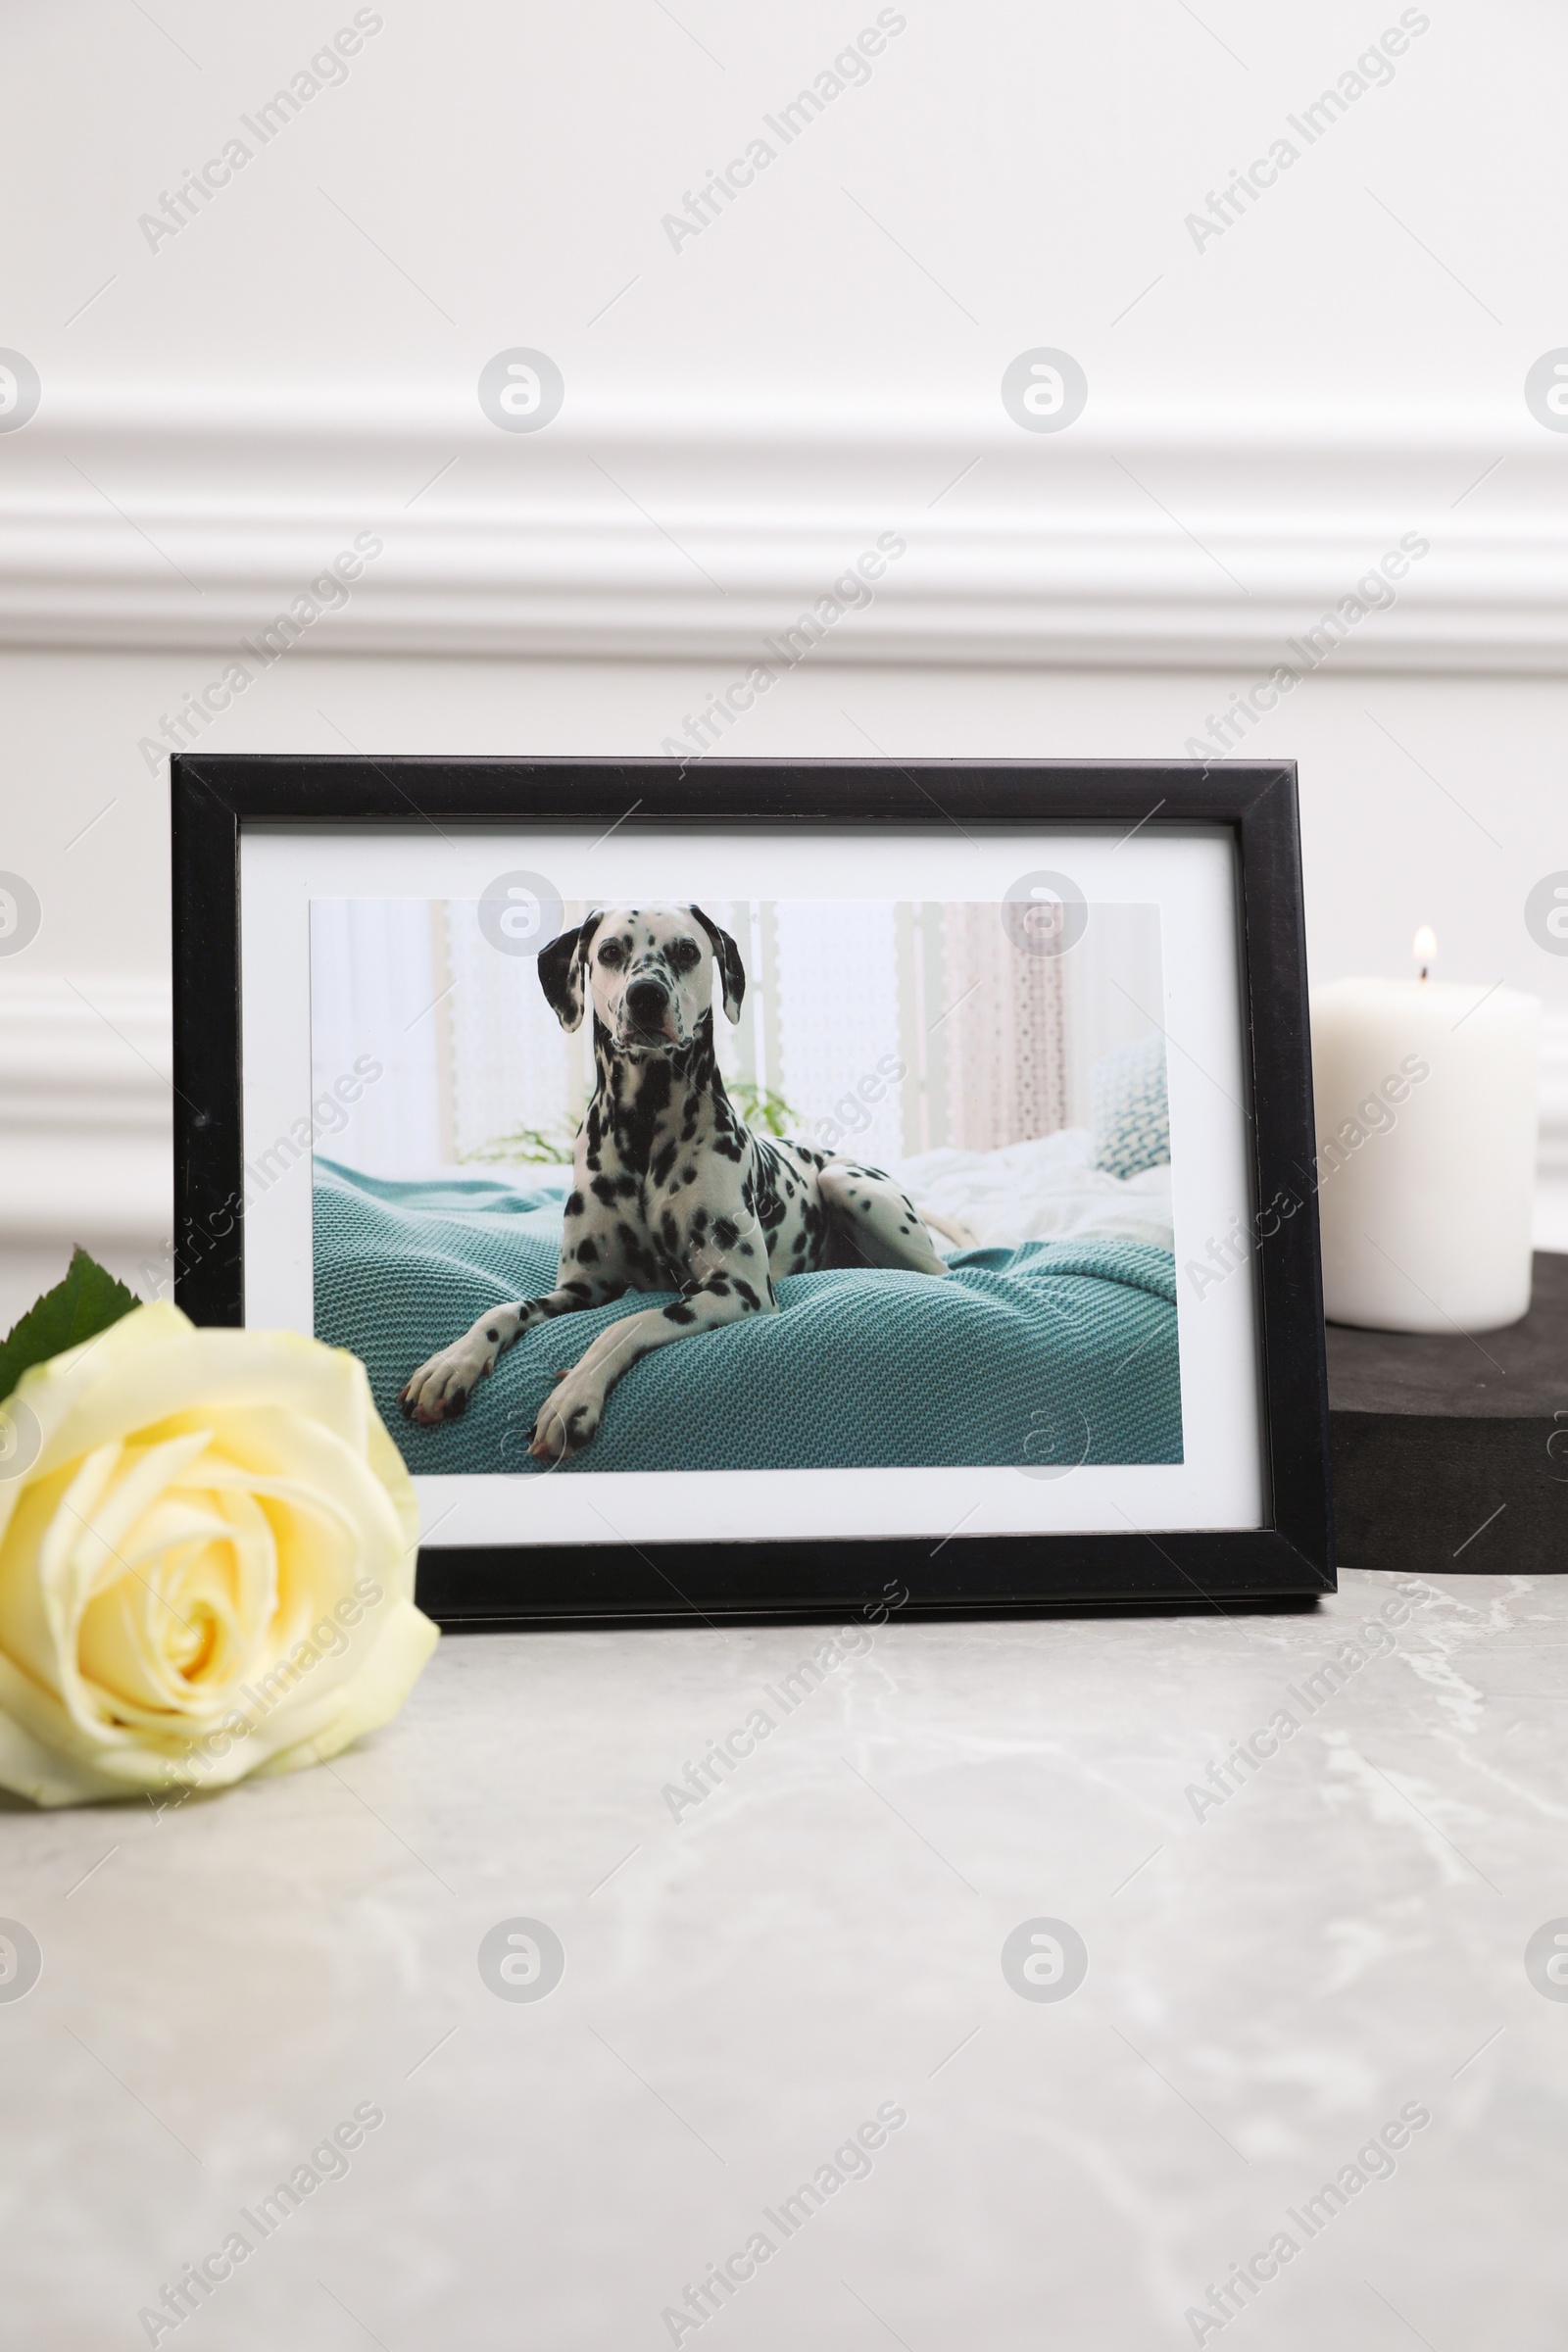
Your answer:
[1328,1251,1568,1572]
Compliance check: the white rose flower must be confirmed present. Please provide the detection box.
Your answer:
[0,1299,438,1807]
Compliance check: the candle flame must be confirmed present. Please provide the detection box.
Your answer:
[1413,925,1437,979]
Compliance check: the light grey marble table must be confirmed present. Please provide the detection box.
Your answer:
[4,1568,1564,2351]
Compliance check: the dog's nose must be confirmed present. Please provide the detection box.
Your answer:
[626,977,669,1027]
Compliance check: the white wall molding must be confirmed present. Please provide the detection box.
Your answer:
[4,399,1568,675]
[0,976,172,1250]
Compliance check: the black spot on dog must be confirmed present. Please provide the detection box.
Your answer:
[564,1191,584,1217]
[663,1301,697,1325]
[485,1326,500,1342]
[713,1215,739,1250]
[592,1175,617,1206]
[577,1240,599,1265]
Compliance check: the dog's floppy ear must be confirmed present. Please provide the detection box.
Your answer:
[690,904,745,1023]
[538,911,600,1033]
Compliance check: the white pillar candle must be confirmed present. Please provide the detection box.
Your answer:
[1310,936,1541,1334]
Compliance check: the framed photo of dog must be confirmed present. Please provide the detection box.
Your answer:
[172,757,1333,1624]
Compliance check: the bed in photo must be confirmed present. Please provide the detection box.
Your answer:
[307,894,1181,1479]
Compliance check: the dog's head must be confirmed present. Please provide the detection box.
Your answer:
[538,904,745,1053]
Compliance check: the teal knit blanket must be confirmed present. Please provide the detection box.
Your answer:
[313,1158,1183,1475]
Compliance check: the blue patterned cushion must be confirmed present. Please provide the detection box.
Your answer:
[1092,1034,1169,1178]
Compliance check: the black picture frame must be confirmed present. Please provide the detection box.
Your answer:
[171,755,1334,1626]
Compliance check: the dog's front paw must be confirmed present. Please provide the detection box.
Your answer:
[400,1334,495,1426]
[529,1374,602,1462]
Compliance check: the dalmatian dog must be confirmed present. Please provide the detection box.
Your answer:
[399,903,951,1461]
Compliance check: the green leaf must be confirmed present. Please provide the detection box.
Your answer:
[729,1081,800,1138]
[0,1249,142,1405]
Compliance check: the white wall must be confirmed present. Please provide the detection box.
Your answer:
[2,0,1566,1321]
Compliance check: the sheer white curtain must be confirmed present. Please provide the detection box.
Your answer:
[764,901,905,1161]
[446,899,595,1162]
[309,899,448,1176]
